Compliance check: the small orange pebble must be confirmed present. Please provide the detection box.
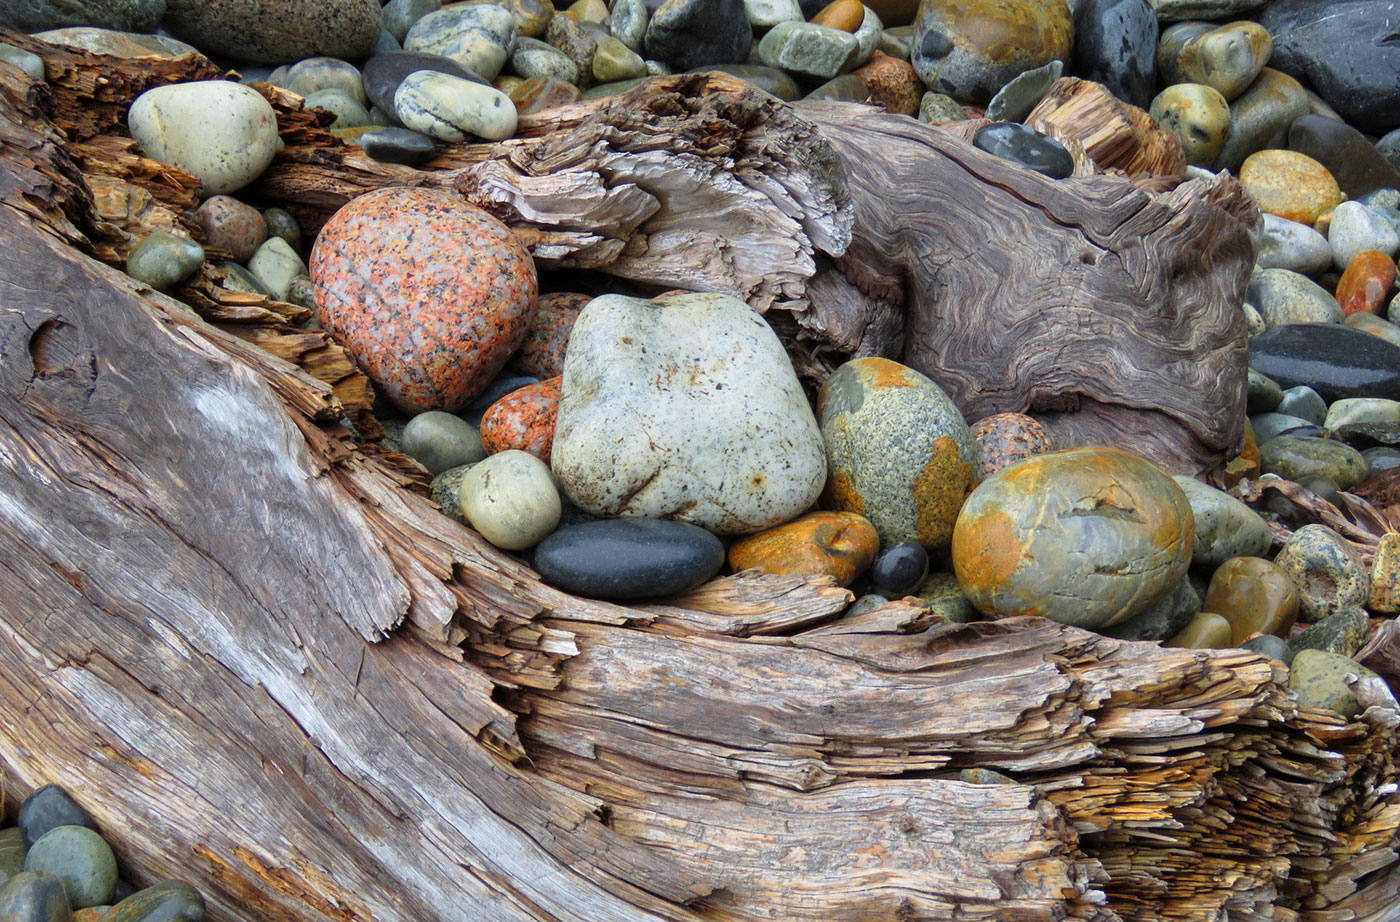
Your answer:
[727,511,879,586]
[811,0,866,31]
[1335,250,1397,316]
[480,376,562,464]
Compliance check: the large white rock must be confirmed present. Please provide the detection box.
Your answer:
[552,293,826,535]
[128,81,279,195]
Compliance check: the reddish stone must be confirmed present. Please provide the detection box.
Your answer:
[1335,250,1397,316]
[480,376,561,463]
[510,291,587,378]
[310,188,537,413]
[192,194,267,263]
[968,412,1053,479]
[853,51,921,116]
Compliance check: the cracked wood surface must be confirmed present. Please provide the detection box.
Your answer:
[0,31,1397,922]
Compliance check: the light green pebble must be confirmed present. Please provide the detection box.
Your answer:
[126,233,204,292]
[24,826,116,909]
[402,411,485,475]
[0,44,46,81]
[460,450,561,550]
[758,22,861,80]
[302,90,373,130]
[592,35,647,83]
[1289,649,1377,719]
[247,237,307,301]
[395,71,518,142]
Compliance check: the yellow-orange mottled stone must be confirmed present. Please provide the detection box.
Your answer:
[951,447,1194,629]
[1239,150,1342,225]
[728,511,880,585]
[812,0,866,31]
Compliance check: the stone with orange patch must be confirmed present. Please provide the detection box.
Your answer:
[818,357,977,552]
[911,0,1074,106]
[811,0,866,32]
[311,187,538,413]
[951,447,1194,630]
[481,376,562,464]
[1335,250,1397,317]
[727,511,879,586]
[1239,150,1342,225]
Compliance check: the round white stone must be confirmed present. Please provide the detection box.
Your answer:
[128,81,280,195]
[394,71,518,142]
[248,237,307,301]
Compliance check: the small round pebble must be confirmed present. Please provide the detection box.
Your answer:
[0,871,71,922]
[1272,524,1370,620]
[126,233,204,292]
[480,376,561,464]
[262,209,302,249]
[401,411,486,475]
[533,518,726,601]
[1149,83,1230,166]
[459,449,561,550]
[1240,633,1292,664]
[868,542,929,597]
[191,196,267,264]
[24,826,116,909]
[969,413,1053,479]
[972,122,1074,179]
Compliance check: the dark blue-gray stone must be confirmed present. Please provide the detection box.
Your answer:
[1241,633,1293,665]
[361,127,437,164]
[1247,369,1283,414]
[1257,0,1400,134]
[1071,0,1157,109]
[0,871,72,922]
[1248,323,1400,403]
[1250,411,1320,443]
[0,0,163,32]
[643,0,751,71]
[1275,385,1326,425]
[1100,575,1200,642]
[972,123,1073,179]
[533,518,724,600]
[868,542,928,597]
[1288,114,1400,199]
[19,787,95,849]
[1363,445,1400,473]
[362,51,488,119]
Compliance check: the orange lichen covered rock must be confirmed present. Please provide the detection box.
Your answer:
[1239,150,1342,225]
[481,376,562,464]
[951,447,1194,629]
[727,511,879,585]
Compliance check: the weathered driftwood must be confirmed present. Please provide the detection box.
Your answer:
[1,32,1398,922]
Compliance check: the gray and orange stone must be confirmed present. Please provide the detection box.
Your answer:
[968,412,1053,480]
[310,187,537,413]
[817,357,978,552]
[951,447,1194,630]
[510,292,587,378]
[481,375,561,464]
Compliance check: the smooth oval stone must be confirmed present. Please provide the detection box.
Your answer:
[727,511,879,586]
[191,196,266,264]
[818,357,976,552]
[1255,213,1333,275]
[25,828,115,910]
[1289,649,1375,719]
[395,70,518,141]
[812,0,864,31]
[1248,412,1316,443]
[163,0,380,64]
[1214,68,1310,172]
[911,0,1074,105]
[1241,632,1291,663]
[1287,606,1370,658]
[126,233,204,292]
[405,6,516,78]
[746,0,802,29]
[1171,476,1271,568]
[459,449,560,550]
[952,447,1194,629]
[969,413,1053,479]
[1369,532,1400,613]
[1259,434,1369,490]
[1100,574,1200,642]
[592,34,647,82]
[1324,397,1400,433]
[262,208,301,249]
[1149,83,1230,166]
[534,518,725,600]
[1246,369,1283,414]
[246,237,305,301]
[1176,21,1271,101]
[102,880,204,922]
[869,542,929,597]
[284,57,367,106]
[480,376,561,463]
[758,21,861,78]
[360,127,437,164]
[1273,523,1370,620]
[643,0,751,71]
[509,75,582,114]
[1257,0,1400,136]
[383,0,441,43]
[851,50,920,114]
[1165,611,1233,649]
[1275,385,1326,425]
[0,44,46,81]
[363,51,490,117]
[1247,268,1343,327]
[512,35,580,82]
[554,293,826,535]
[803,73,869,102]
[609,0,649,48]
[1329,201,1400,271]
[311,188,537,413]
[128,82,279,195]
[19,790,94,851]
[972,122,1073,179]
[1239,149,1342,225]
[1070,0,1157,110]
[0,829,27,879]
[302,89,372,129]
[1288,114,1400,200]
[400,410,485,474]
[1336,252,1399,318]
[1248,323,1400,403]
[0,871,72,922]
[1202,556,1298,644]
[686,64,800,100]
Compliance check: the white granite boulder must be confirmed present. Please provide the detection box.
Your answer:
[552,293,826,535]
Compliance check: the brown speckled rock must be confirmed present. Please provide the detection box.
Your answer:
[951,447,1194,629]
[969,412,1053,479]
[481,376,561,463]
[163,0,382,64]
[727,511,879,585]
[852,50,921,115]
[510,291,586,378]
[310,187,537,413]
[818,357,977,552]
[190,197,269,262]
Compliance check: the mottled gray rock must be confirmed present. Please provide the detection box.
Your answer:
[33,26,198,58]
[1273,524,1371,620]
[1071,0,1157,109]
[758,21,861,78]
[247,237,307,301]
[24,827,115,909]
[383,0,441,43]
[918,90,965,122]
[1247,268,1344,327]
[745,0,802,28]
[511,36,579,82]
[1287,607,1371,658]
[405,6,514,79]
[0,44,46,81]
[1255,213,1333,274]
[163,0,381,64]
[395,70,517,141]
[643,0,752,71]
[1276,385,1327,425]
[1325,397,1400,431]
[1329,200,1400,270]
[1247,369,1283,414]
[552,293,826,535]
[126,232,204,291]
[1148,0,1266,21]
[0,0,163,32]
[609,0,649,50]
[1260,434,1369,490]
[1289,649,1376,718]
[1171,475,1272,568]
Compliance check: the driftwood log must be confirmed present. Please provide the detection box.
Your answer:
[1,32,1397,922]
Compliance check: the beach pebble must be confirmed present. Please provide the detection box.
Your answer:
[128,81,280,195]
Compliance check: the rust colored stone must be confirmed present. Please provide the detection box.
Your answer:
[812,0,865,32]
[1335,250,1397,317]
[510,291,588,378]
[853,51,921,116]
[480,376,561,463]
[727,511,880,585]
[509,75,582,115]
[1239,150,1342,225]
[969,412,1053,479]
[1202,556,1299,644]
